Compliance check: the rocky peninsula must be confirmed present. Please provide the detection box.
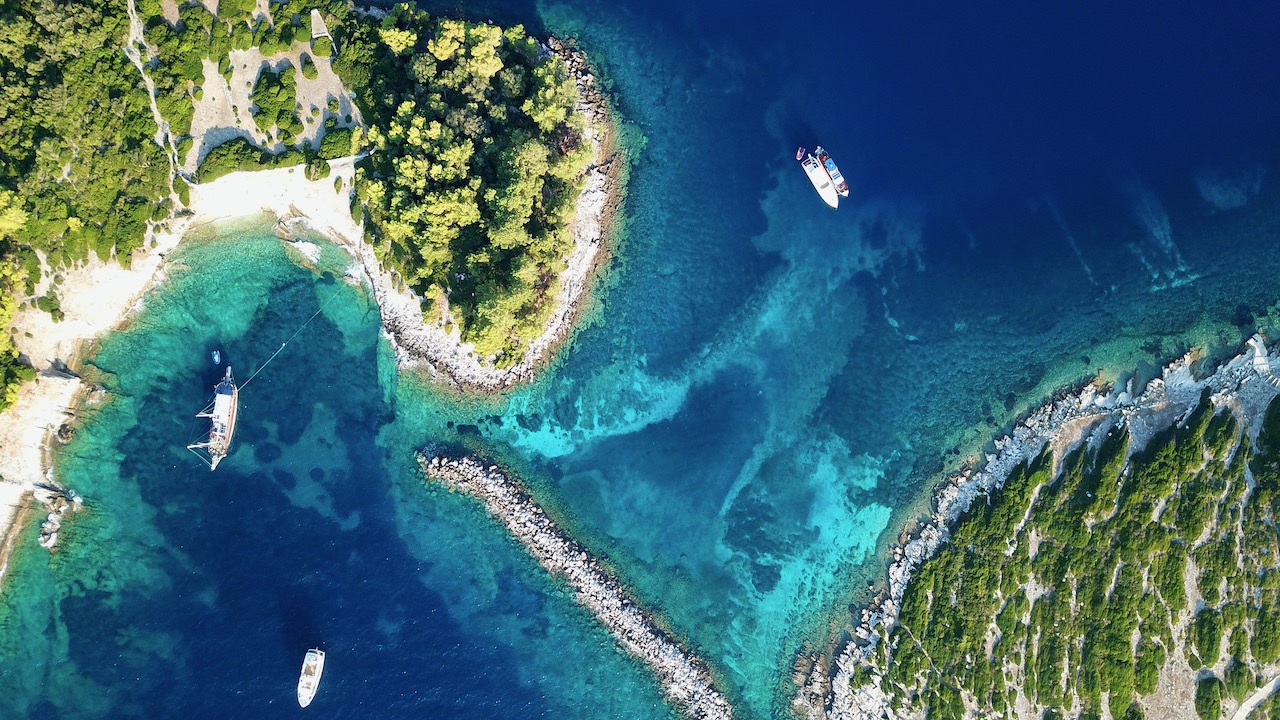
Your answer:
[373,38,623,391]
[421,453,734,720]
[793,335,1280,720]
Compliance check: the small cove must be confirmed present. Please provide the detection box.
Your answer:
[0,226,671,719]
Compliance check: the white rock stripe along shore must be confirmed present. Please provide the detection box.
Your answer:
[795,335,1280,720]
[420,454,734,720]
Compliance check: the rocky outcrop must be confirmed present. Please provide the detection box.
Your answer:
[34,485,82,551]
[421,453,733,720]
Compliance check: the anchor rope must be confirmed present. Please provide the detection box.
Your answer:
[186,445,213,468]
[240,286,343,389]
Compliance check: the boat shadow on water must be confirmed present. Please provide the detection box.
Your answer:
[277,586,324,663]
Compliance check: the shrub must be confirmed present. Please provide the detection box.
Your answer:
[250,63,298,135]
[317,126,354,159]
[305,157,331,181]
[1190,610,1223,666]
[176,136,194,164]
[196,137,306,182]
[299,52,319,80]
[1224,657,1254,701]
[35,293,64,321]
[1194,676,1222,720]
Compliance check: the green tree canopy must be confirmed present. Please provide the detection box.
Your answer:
[348,3,591,364]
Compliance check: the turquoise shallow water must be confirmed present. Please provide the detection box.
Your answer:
[4,1,1280,718]
[0,229,672,719]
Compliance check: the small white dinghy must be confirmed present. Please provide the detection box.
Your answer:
[297,648,325,708]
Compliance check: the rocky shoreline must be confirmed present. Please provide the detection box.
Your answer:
[370,38,624,391]
[421,453,734,720]
[792,335,1280,720]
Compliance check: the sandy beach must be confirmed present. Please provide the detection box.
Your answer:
[0,149,362,521]
[0,205,186,577]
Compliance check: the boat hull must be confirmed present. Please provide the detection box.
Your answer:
[188,366,239,471]
[209,382,237,470]
[297,648,325,708]
[801,154,840,208]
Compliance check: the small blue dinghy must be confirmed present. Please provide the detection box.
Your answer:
[212,350,221,365]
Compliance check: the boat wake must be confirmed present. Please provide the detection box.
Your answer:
[1046,197,1098,286]
[1126,180,1193,288]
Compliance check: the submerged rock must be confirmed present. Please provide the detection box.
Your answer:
[32,485,83,552]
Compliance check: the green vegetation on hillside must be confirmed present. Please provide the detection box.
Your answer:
[134,0,320,141]
[342,4,593,362]
[249,63,301,140]
[195,138,308,184]
[0,0,352,408]
[135,0,389,168]
[873,392,1280,719]
[0,0,173,410]
[0,0,171,267]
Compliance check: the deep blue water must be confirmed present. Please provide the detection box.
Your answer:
[4,2,1280,718]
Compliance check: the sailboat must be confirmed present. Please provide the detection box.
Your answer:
[297,648,326,708]
[187,366,239,470]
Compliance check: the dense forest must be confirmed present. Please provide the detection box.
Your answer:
[0,0,595,409]
[343,4,588,362]
[863,392,1280,719]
